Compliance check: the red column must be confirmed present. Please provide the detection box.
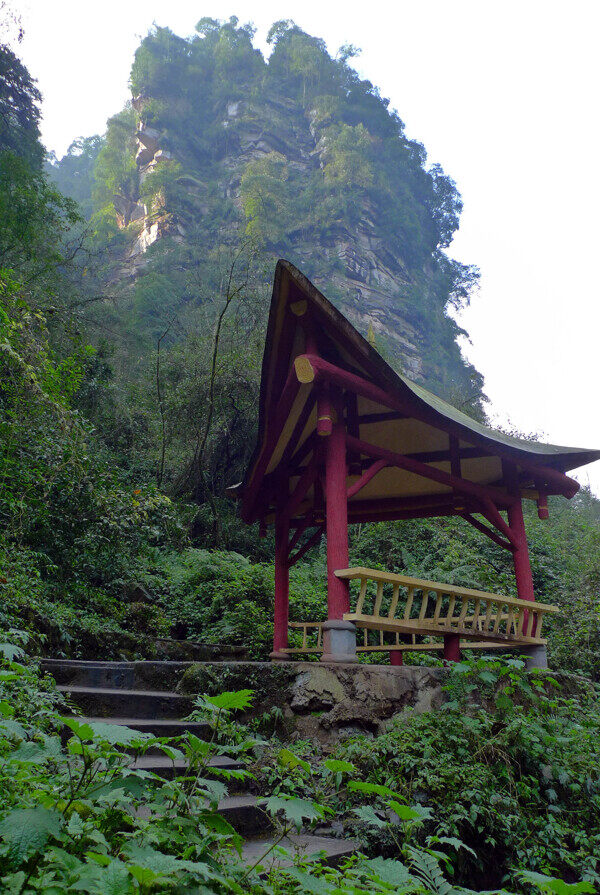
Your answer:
[390,650,403,666]
[507,499,534,601]
[272,510,289,656]
[443,634,461,662]
[325,410,350,620]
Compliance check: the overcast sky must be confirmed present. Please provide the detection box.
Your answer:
[15,0,600,494]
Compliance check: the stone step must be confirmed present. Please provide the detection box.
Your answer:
[241,833,359,869]
[130,754,244,780]
[57,685,192,719]
[218,795,271,835]
[137,795,272,835]
[154,640,247,663]
[42,659,195,692]
[75,716,210,739]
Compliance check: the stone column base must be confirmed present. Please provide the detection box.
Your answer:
[320,619,357,663]
[269,650,291,661]
[522,644,548,670]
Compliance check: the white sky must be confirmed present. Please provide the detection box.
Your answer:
[15,0,600,494]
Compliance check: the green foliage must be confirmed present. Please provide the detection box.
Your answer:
[1,643,512,894]
[0,44,43,169]
[47,136,103,219]
[3,37,600,895]
[336,658,600,889]
[92,106,137,222]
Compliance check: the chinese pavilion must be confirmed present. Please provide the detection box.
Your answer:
[230,261,600,666]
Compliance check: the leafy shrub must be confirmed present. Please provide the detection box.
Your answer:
[337,658,600,890]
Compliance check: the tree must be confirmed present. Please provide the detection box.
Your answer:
[0,44,43,169]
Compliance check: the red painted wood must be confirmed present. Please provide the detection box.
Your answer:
[288,525,324,567]
[277,392,316,473]
[243,367,301,522]
[507,499,535,601]
[345,433,515,509]
[284,453,319,522]
[287,512,314,554]
[325,410,350,620]
[449,435,461,479]
[349,506,459,524]
[317,383,334,436]
[357,410,408,424]
[288,431,317,472]
[301,353,579,500]
[537,491,549,520]
[273,509,289,653]
[503,462,535,603]
[346,391,362,476]
[443,634,461,662]
[461,513,512,551]
[514,458,579,500]
[347,493,467,514]
[390,650,403,666]
[479,497,518,548]
[347,459,387,499]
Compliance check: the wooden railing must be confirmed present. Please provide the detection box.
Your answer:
[281,568,559,656]
[284,622,446,655]
[337,567,558,645]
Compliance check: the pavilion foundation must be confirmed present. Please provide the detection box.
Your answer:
[321,619,357,663]
[522,643,548,670]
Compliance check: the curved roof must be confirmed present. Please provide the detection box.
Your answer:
[237,260,600,524]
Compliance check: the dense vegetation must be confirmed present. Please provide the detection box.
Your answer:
[1,16,600,893]
[2,636,599,892]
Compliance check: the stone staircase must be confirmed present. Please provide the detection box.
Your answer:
[42,658,358,868]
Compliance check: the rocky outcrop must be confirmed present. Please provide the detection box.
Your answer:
[109,94,463,387]
[178,661,446,746]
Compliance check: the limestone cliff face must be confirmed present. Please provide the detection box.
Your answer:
[112,92,471,394]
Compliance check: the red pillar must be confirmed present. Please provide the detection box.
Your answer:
[272,510,289,656]
[502,462,535,602]
[325,410,350,620]
[443,634,461,662]
[507,499,534,601]
[390,650,403,666]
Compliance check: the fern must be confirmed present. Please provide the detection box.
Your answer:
[404,845,454,895]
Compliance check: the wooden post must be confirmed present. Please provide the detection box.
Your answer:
[507,499,535,600]
[272,507,290,658]
[503,462,535,601]
[325,403,350,619]
[390,650,403,666]
[443,634,461,662]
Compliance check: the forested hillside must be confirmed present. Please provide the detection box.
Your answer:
[2,17,600,892]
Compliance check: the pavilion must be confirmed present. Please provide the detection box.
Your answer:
[230,261,600,666]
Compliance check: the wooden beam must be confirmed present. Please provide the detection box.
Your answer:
[287,511,314,555]
[242,364,302,522]
[357,411,409,424]
[277,392,316,473]
[449,435,461,479]
[348,506,460,524]
[283,452,319,522]
[298,353,580,500]
[347,458,388,499]
[479,496,518,548]
[461,513,512,550]
[288,526,323,567]
[346,391,362,475]
[345,433,515,509]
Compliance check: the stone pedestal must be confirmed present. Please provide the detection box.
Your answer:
[321,620,357,663]
[522,644,548,670]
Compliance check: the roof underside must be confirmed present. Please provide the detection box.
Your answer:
[238,261,600,524]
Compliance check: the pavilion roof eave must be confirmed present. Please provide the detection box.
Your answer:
[237,260,600,521]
